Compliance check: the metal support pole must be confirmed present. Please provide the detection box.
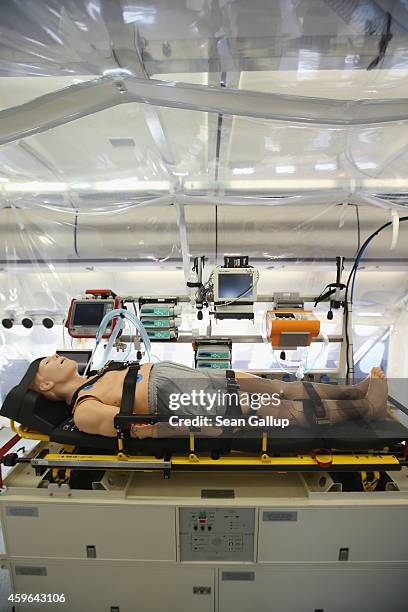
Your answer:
[175,202,191,283]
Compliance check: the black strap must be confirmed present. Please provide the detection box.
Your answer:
[120,363,140,416]
[225,370,241,417]
[70,361,132,412]
[70,372,107,411]
[303,381,330,425]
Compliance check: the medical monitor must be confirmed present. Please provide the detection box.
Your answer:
[67,298,118,338]
[213,268,256,303]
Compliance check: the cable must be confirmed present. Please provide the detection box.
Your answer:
[354,204,361,258]
[314,283,346,308]
[198,271,214,303]
[73,212,79,258]
[345,215,408,379]
[85,308,152,374]
[367,12,393,71]
[120,318,133,362]
[100,315,126,366]
[272,350,294,376]
[196,266,218,307]
[348,216,408,303]
[271,345,312,380]
[215,205,218,265]
[215,269,260,308]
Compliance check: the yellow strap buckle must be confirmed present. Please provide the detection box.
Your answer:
[51,468,71,485]
[361,471,380,492]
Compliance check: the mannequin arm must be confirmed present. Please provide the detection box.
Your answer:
[73,400,119,437]
[74,399,159,438]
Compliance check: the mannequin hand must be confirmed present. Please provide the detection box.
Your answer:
[130,424,156,439]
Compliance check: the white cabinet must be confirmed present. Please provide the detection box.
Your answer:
[10,560,215,612]
[258,506,408,562]
[218,564,408,612]
[2,503,175,561]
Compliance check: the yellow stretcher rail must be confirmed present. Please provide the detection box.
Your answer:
[9,423,403,473]
[10,420,50,442]
[36,451,400,471]
[174,453,400,468]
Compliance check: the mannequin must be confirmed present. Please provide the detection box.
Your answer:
[30,354,388,438]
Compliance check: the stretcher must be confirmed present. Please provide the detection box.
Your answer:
[1,372,407,481]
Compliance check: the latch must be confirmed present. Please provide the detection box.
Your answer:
[193,586,211,595]
[86,545,97,559]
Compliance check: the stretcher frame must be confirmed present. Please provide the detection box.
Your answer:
[4,416,404,488]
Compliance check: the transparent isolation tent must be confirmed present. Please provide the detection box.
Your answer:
[1,0,408,427]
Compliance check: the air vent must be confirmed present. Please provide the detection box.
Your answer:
[109,138,135,148]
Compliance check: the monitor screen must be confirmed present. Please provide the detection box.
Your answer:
[71,302,109,327]
[217,273,253,300]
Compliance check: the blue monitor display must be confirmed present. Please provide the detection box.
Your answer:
[217,273,253,300]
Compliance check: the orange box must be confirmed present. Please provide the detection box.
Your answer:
[266,310,320,348]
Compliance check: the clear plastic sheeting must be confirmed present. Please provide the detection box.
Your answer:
[0,0,408,77]
[1,0,408,430]
[2,202,408,266]
[3,104,408,209]
[0,205,182,263]
[1,3,408,207]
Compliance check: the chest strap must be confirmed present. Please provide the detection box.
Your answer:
[303,381,330,425]
[70,361,136,413]
[225,370,242,417]
[120,363,140,416]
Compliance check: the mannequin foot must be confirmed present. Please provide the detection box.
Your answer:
[369,367,386,380]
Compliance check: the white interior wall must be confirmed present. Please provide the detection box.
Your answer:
[386,310,408,404]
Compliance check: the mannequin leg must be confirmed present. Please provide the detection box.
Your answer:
[235,369,388,427]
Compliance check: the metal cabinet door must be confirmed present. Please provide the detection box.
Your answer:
[258,506,408,562]
[11,560,215,612]
[218,564,408,612]
[3,503,175,560]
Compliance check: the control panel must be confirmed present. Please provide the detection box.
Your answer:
[179,507,255,562]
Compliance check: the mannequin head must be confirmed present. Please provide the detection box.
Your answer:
[30,354,79,401]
